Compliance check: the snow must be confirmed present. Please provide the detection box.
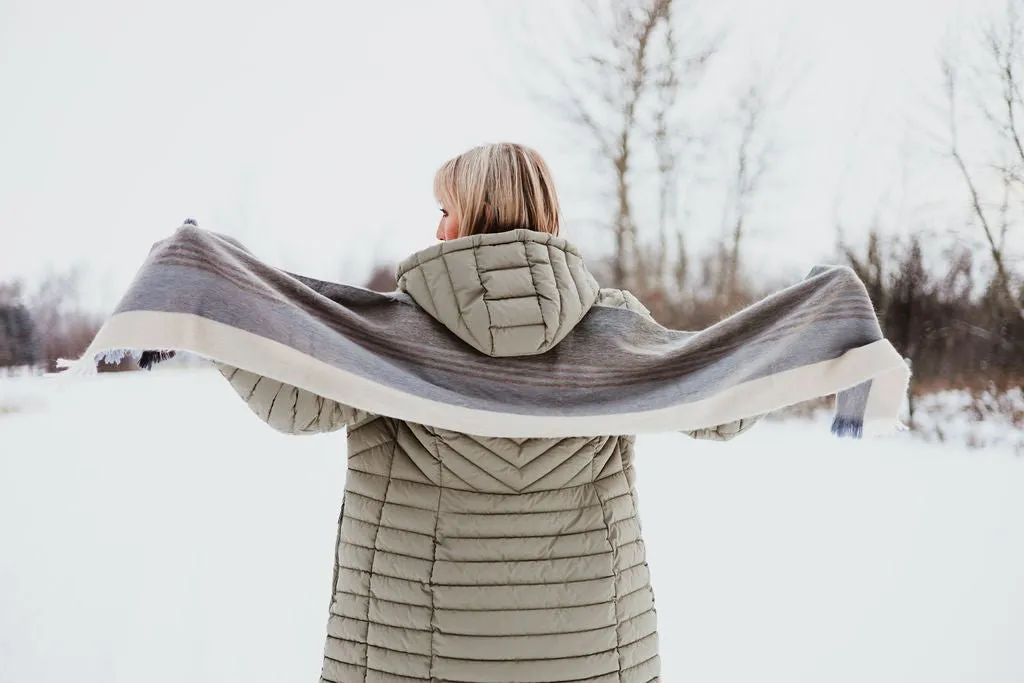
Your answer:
[1,370,1022,683]
[911,388,1024,453]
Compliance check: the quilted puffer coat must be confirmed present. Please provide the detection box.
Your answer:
[219,230,757,683]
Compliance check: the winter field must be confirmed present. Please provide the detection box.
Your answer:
[1,369,1022,683]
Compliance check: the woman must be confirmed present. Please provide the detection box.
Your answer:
[220,143,757,683]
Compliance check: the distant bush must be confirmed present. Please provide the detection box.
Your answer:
[363,265,398,292]
[624,229,1022,405]
[0,270,106,373]
[0,304,39,367]
[841,230,1024,417]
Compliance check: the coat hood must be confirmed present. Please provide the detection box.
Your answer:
[396,229,601,357]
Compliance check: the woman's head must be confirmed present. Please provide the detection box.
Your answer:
[434,143,561,241]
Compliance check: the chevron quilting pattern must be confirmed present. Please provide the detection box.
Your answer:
[324,415,660,683]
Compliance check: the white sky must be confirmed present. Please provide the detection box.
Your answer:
[0,0,996,308]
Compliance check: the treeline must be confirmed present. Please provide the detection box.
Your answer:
[2,233,1022,393]
[617,233,1024,403]
[0,274,107,373]
[841,233,1023,396]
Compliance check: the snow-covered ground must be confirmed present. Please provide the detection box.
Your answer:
[911,388,1024,453]
[1,370,1022,683]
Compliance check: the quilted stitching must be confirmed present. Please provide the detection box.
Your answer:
[542,243,567,332]
[521,242,547,351]
[319,417,660,683]
[466,245,497,354]
[438,251,491,354]
[397,230,600,357]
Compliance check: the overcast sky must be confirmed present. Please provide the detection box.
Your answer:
[0,0,996,308]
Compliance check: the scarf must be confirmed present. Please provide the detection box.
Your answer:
[62,221,910,438]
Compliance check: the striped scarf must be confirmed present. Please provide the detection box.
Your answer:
[63,222,910,438]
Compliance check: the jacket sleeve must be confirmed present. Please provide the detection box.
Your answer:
[684,415,761,442]
[597,287,762,442]
[217,363,368,435]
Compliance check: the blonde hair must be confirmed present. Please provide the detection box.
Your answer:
[433,143,561,237]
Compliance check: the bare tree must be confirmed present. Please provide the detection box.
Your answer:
[650,6,682,290]
[942,0,1024,320]
[26,269,102,371]
[716,34,806,308]
[646,3,719,294]
[526,0,717,288]
[719,82,774,305]
[0,270,106,371]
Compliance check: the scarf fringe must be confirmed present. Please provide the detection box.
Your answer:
[56,348,181,375]
[56,354,102,377]
[831,415,864,439]
[138,350,176,370]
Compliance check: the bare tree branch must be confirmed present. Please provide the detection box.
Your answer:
[718,57,793,305]
[944,56,1024,318]
[522,0,724,290]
